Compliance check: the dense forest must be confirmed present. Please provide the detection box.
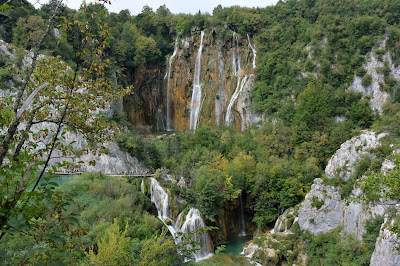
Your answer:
[1,0,400,264]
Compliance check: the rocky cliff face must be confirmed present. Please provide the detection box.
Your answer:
[298,131,392,240]
[125,30,261,132]
[348,37,400,114]
[370,217,400,266]
[294,130,400,264]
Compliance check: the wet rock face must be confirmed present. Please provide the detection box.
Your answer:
[126,31,260,132]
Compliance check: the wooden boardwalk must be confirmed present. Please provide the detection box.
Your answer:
[53,172,154,178]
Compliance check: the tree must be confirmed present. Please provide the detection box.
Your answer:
[87,219,130,265]
[139,228,176,266]
[0,1,130,262]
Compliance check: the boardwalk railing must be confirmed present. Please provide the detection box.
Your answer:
[53,171,154,178]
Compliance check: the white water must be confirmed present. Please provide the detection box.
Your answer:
[141,179,145,194]
[165,38,179,131]
[232,32,237,76]
[225,75,248,126]
[189,31,205,130]
[150,178,177,237]
[238,194,246,237]
[247,34,256,69]
[150,178,213,261]
[225,32,248,126]
[178,208,213,261]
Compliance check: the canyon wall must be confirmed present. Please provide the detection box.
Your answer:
[125,30,262,132]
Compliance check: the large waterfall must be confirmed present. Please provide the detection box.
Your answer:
[165,38,179,131]
[247,34,256,69]
[149,178,213,261]
[189,31,205,130]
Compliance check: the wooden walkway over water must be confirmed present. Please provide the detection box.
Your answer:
[53,172,155,178]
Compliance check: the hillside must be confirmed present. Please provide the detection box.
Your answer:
[1,0,400,264]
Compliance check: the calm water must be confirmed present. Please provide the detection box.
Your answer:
[28,175,76,190]
[220,234,252,255]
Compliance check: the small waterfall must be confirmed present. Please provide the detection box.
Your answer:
[232,32,237,76]
[141,179,145,194]
[236,35,241,71]
[165,37,179,131]
[178,208,213,261]
[150,178,213,261]
[225,75,248,126]
[150,178,177,237]
[225,32,248,126]
[189,31,205,130]
[247,34,256,69]
[238,194,246,237]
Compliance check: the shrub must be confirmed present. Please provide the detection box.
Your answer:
[362,74,372,87]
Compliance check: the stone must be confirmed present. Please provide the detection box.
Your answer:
[370,217,400,266]
[325,131,386,181]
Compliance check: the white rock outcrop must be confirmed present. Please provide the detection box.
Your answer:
[348,39,391,114]
[299,131,390,238]
[325,131,386,181]
[370,217,400,266]
[298,178,345,234]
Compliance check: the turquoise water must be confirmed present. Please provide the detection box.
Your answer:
[220,234,252,255]
[28,175,76,190]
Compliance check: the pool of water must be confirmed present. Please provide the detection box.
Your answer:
[220,234,252,255]
[28,175,76,190]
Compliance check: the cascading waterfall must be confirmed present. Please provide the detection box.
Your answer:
[247,34,256,69]
[150,178,177,237]
[189,31,205,130]
[178,208,213,261]
[141,179,145,194]
[149,178,213,261]
[225,75,248,126]
[164,37,179,131]
[238,194,246,237]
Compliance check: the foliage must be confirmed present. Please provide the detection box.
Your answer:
[311,197,324,209]
[87,218,130,265]
[139,228,176,266]
[303,229,371,266]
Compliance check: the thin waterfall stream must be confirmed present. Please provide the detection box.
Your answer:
[189,31,205,130]
[239,194,246,237]
[225,32,249,126]
[164,37,179,131]
[247,34,256,69]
